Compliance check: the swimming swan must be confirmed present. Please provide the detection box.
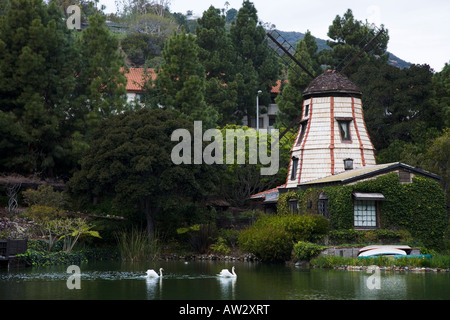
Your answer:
[146,268,164,278]
[218,266,237,278]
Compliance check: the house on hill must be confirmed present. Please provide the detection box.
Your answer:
[123,68,284,130]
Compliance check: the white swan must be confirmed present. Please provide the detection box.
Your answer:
[218,266,237,278]
[146,268,164,278]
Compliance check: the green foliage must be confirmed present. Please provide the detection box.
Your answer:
[68,108,222,238]
[238,214,329,261]
[327,229,405,245]
[310,254,450,269]
[292,241,326,261]
[210,237,231,255]
[22,185,67,209]
[238,221,293,261]
[115,228,160,261]
[322,173,447,249]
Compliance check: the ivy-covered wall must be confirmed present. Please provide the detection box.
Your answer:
[278,173,448,249]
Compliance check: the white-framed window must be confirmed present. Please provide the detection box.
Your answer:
[354,200,377,228]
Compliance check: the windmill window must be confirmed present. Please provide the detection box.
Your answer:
[304,104,309,117]
[290,157,298,180]
[338,120,352,141]
[296,120,308,146]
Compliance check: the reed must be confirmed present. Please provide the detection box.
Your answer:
[115,228,161,261]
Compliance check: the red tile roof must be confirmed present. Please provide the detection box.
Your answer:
[123,68,156,93]
[123,68,286,94]
[250,184,285,200]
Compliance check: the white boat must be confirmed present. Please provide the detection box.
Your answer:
[358,247,408,257]
[358,245,411,256]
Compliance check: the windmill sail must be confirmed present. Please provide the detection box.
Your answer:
[266,30,315,79]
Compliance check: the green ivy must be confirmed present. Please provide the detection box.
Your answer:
[322,173,447,249]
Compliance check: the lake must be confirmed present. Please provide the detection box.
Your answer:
[1,260,449,301]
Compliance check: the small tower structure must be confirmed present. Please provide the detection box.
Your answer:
[285,70,376,189]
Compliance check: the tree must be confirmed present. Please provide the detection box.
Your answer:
[352,63,439,151]
[144,29,219,127]
[68,109,220,237]
[229,0,279,119]
[196,6,238,125]
[275,31,318,126]
[322,9,389,76]
[73,12,127,125]
[0,0,78,177]
[432,61,450,128]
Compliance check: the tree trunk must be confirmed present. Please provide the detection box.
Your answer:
[141,196,160,239]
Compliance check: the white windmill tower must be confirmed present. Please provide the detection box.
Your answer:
[267,28,385,189]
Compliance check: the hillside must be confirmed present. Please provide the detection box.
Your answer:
[276,30,412,69]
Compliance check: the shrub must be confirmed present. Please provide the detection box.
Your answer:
[292,241,325,261]
[238,214,329,261]
[22,185,67,209]
[210,237,231,255]
[238,223,293,261]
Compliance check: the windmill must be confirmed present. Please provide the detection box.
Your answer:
[266,27,386,187]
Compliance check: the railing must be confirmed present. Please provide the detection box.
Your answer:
[0,239,28,260]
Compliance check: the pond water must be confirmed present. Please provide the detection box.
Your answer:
[0,260,449,301]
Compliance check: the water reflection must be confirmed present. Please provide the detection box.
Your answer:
[146,276,162,299]
[0,261,448,300]
[217,276,236,299]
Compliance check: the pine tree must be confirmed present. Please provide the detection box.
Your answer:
[275,31,318,126]
[73,12,127,127]
[146,29,219,127]
[0,0,78,177]
[196,5,237,125]
[229,0,279,120]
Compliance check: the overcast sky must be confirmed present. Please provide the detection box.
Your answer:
[99,0,450,72]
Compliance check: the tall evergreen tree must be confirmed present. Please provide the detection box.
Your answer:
[73,12,127,128]
[145,29,219,127]
[275,31,319,126]
[229,0,279,120]
[322,9,389,76]
[196,5,237,125]
[0,0,78,177]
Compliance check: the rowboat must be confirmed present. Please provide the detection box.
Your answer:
[358,245,411,256]
[358,247,407,257]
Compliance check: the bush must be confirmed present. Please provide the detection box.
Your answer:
[292,241,325,261]
[238,223,293,261]
[210,237,231,255]
[238,214,329,261]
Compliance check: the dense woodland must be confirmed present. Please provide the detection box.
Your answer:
[0,0,449,244]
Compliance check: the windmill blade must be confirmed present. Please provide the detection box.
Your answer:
[266,30,315,79]
[339,28,386,74]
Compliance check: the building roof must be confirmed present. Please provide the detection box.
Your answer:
[123,68,285,94]
[303,69,362,98]
[252,162,441,201]
[250,184,285,202]
[296,162,440,188]
[123,68,157,93]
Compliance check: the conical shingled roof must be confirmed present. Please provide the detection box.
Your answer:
[303,69,362,98]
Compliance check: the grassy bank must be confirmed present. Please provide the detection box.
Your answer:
[310,254,450,270]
